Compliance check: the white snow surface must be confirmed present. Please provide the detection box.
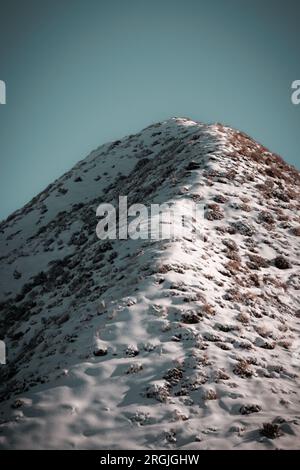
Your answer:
[0,117,299,449]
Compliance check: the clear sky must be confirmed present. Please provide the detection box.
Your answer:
[0,0,299,221]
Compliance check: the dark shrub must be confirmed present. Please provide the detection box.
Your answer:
[274,256,291,270]
[260,423,282,439]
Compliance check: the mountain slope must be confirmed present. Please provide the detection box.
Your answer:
[0,117,299,449]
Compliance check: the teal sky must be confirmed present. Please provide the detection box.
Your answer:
[0,0,299,221]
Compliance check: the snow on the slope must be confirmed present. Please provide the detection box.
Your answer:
[0,117,299,449]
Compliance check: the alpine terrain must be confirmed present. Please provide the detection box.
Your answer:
[0,117,299,449]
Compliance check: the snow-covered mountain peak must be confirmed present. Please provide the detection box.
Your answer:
[0,119,299,449]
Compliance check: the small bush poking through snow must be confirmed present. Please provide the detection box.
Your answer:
[214,369,230,381]
[126,363,143,374]
[181,311,201,324]
[203,389,218,400]
[237,312,250,324]
[93,347,108,357]
[145,383,170,402]
[213,194,228,204]
[225,260,242,274]
[240,404,261,415]
[165,430,177,443]
[222,238,238,251]
[202,303,216,316]
[130,411,151,425]
[290,226,300,236]
[247,254,269,270]
[164,367,183,385]
[260,422,282,439]
[258,211,275,225]
[205,203,224,220]
[11,399,24,409]
[233,359,254,378]
[274,256,291,270]
[172,409,188,421]
[203,331,222,342]
[126,345,139,357]
[231,221,256,236]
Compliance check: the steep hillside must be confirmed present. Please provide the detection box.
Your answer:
[0,117,299,449]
